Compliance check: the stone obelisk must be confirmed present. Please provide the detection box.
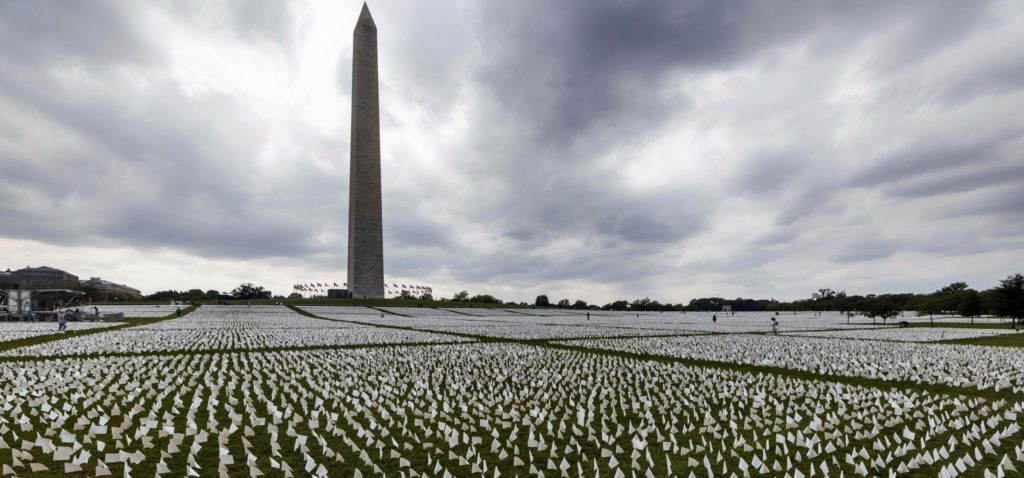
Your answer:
[347,3,384,298]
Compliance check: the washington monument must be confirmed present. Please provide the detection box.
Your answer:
[347,3,384,298]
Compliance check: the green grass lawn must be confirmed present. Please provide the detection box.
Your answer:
[937,332,1024,347]
[908,320,1020,329]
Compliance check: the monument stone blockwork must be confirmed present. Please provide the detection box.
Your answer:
[347,4,385,298]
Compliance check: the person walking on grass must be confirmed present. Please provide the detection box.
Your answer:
[770,317,779,335]
[176,306,182,317]
[57,311,67,332]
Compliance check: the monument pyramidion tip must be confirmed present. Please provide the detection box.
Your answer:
[357,3,375,29]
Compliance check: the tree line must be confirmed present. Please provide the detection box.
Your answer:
[532,273,1024,324]
[140,283,272,301]
[89,272,1024,325]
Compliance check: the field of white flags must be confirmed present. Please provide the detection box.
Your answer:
[784,328,1020,343]
[0,321,122,344]
[566,335,1024,393]
[88,305,186,318]
[1,305,1023,477]
[0,306,463,357]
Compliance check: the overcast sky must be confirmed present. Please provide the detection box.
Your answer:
[2,0,1022,303]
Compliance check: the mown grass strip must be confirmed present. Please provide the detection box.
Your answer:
[502,308,543,316]
[936,333,1024,347]
[366,305,411,317]
[909,320,1020,330]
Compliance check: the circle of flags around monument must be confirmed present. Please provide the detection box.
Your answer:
[292,282,433,298]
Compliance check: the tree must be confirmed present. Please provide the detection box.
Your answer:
[939,282,970,295]
[993,273,1024,327]
[630,297,653,311]
[556,299,570,308]
[935,282,970,312]
[72,285,102,302]
[811,289,837,300]
[606,300,629,311]
[469,294,502,304]
[916,297,941,317]
[452,290,469,302]
[863,299,900,325]
[231,283,271,300]
[535,295,550,307]
[915,297,941,326]
[572,300,588,309]
[957,290,983,323]
[288,292,302,299]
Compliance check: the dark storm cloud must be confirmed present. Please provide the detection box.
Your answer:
[0,17,343,263]
[862,0,992,73]
[0,1,159,67]
[164,0,297,48]
[471,174,711,251]
[885,159,1024,199]
[848,126,1022,190]
[380,0,1020,292]
[938,186,1024,220]
[385,215,451,249]
[774,184,841,226]
[430,0,1007,289]
[2,0,1023,301]
[471,0,994,149]
[947,58,1024,104]
[734,149,807,194]
[224,0,295,43]
[832,240,898,263]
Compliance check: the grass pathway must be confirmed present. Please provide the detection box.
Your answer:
[937,333,1024,347]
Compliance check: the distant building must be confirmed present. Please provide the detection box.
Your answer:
[13,266,79,285]
[81,277,141,300]
[0,269,14,288]
[721,305,732,313]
